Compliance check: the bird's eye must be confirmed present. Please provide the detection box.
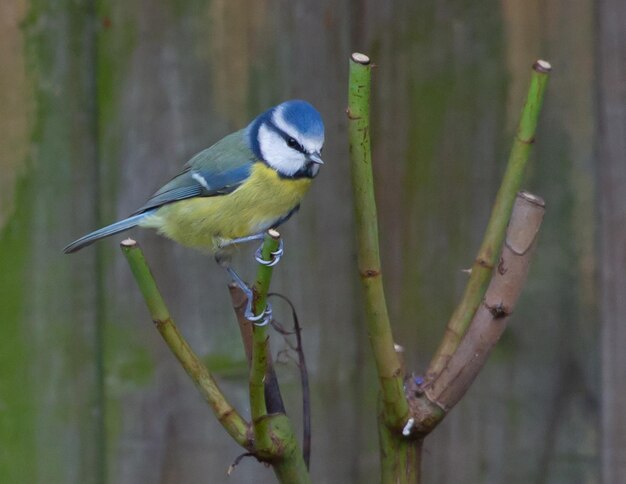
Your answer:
[287,138,298,148]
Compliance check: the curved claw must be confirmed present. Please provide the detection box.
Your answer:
[271,239,284,258]
[225,265,273,325]
[254,239,284,267]
[245,304,266,322]
[246,302,272,327]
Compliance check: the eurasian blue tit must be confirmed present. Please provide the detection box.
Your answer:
[65,99,324,254]
[65,100,325,318]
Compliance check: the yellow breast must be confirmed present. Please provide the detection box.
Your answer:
[141,163,312,251]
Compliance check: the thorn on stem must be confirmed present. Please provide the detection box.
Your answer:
[402,417,415,436]
[346,107,361,120]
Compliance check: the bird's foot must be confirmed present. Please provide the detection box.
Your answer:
[226,266,273,326]
[255,239,284,267]
[247,302,272,327]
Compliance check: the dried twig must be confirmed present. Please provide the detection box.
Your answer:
[269,292,311,469]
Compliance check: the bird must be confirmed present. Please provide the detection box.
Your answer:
[64,99,325,320]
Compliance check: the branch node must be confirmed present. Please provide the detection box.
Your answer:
[475,257,494,269]
[485,301,509,319]
[345,107,361,120]
[515,134,536,145]
[360,268,381,278]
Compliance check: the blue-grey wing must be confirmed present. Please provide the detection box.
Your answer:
[133,128,255,214]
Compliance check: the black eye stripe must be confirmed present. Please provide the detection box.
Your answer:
[266,120,305,153]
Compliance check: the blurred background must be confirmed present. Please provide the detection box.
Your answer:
[1,0,623,483]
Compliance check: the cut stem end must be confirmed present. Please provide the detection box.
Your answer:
[351,52,371,65]
[533,59,552,73]
[518,190,546,207]
[120,238,137,248]
[267,228,281,240]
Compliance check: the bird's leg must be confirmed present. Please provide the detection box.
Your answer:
[215,252,272,325]
[226,266,272,326]
[220,232,285,267]
[221,232,266,246]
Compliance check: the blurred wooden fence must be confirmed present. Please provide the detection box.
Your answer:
[1,0,623,483]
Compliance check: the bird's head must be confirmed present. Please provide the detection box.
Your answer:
[249,100,325,178]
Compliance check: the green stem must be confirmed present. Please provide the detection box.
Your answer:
[122,236,309,482]
[250,324,269,420]
[273,458,312,483]
[378,414,422,484]
[252,231,281,315]
[427,60,552,378]
[120,240,250,449]
[248,232,310,482]
[348,52,409,429]
[256,415,312,483]
[249,230,281,425]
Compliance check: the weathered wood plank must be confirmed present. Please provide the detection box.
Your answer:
[360,0,598,482]
[598,0,626,481]
[0,0,610,482]
[0,1,102,482]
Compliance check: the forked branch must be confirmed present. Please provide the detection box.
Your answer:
[427,60,552,379]
[425,191,546,409]
[122,234,310,483]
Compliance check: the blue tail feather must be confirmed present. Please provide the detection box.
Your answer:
[64,211,153,253]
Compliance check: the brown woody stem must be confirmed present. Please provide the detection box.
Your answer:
[425,192,546,409]
[427,60,551,379]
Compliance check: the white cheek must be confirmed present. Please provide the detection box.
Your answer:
[258,125,306,176]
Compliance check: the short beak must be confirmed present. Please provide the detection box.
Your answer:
[307,152,324,165]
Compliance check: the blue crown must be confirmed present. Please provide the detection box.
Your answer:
[277,100,324,139]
